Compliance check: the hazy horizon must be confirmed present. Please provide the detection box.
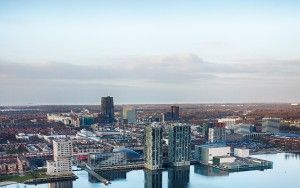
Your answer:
[1,1,300,105]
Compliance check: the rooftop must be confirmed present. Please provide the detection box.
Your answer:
[198,144,229,149]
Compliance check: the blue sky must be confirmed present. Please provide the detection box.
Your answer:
[0,0,300,104]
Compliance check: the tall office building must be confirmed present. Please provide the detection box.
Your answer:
[171,106,180,121]
[101,96,114,123]
[207,127,226,143]
[168,123,191,167]
[122,106,137,124]
[144,123,163,170]
[47,139,73,175]
[205,122,226,144]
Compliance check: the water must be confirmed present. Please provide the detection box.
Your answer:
[4,153,300,188]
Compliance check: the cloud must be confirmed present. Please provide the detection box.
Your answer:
[2,54,299,82]
[0,54,215,85]
[0,54,299,104]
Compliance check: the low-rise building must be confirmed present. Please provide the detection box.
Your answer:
[87,152,127,170]
[46,159,72,175]
[234,148,250,158]
[0,155,29,175]
[218,117,241,129]
[195,144,231,163]
[234,124,253,134]
[213,156,236,165]
[262,118,281,133]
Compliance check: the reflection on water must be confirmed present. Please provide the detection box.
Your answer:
[48,181,73,188]
[88,172,99,183]
[100,170,127,181]
[168,166,190,188]
[284,153,300,160]
[144,170,162,188]
[88,170,127,182]
[194,164,229,176]
[7,153,299,188]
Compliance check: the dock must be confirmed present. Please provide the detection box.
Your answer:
[85,168,111,185]
[95,163,144,171]
[24,174,78,185]
[199,157,273,172]
[220,157,273,172]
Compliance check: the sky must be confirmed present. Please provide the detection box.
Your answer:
[0,0,300,105]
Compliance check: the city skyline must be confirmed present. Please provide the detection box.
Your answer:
[1,0,300,105]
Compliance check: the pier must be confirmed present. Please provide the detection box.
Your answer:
[24,174,78,185]
[95,163,144,171]
[85,168,111,185]
[198,157,273,172]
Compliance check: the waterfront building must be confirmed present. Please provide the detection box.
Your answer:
[212,156,236,165]
[87,152,127,170]
[113,147,143,162]
[195,144,231,163]
[144,123,163,170]
[234,148,250,158]
[53,140,73,161]
[46,139,73,175]
[0,155,29,175]
[168,123,191,167]
[46,160,72,175]
[262,118,281,133]
[101,96,115,123]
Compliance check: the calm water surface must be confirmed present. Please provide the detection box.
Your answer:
[4,153,300,188]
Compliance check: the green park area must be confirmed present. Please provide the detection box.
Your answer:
[0,169,49,183]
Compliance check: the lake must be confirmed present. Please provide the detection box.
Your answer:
[3,153,300,188]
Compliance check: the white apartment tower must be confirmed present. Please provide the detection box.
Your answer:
[47,139,73,175]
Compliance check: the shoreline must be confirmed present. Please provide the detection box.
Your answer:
[24,174,78,185]
[250,149,300,155]
[0,181,17,187]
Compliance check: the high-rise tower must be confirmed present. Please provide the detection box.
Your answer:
[144,123,163,170]
[171,106,179,121]
[101,96,114,123]
[47,139,73,175]
[168,123,191,166]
